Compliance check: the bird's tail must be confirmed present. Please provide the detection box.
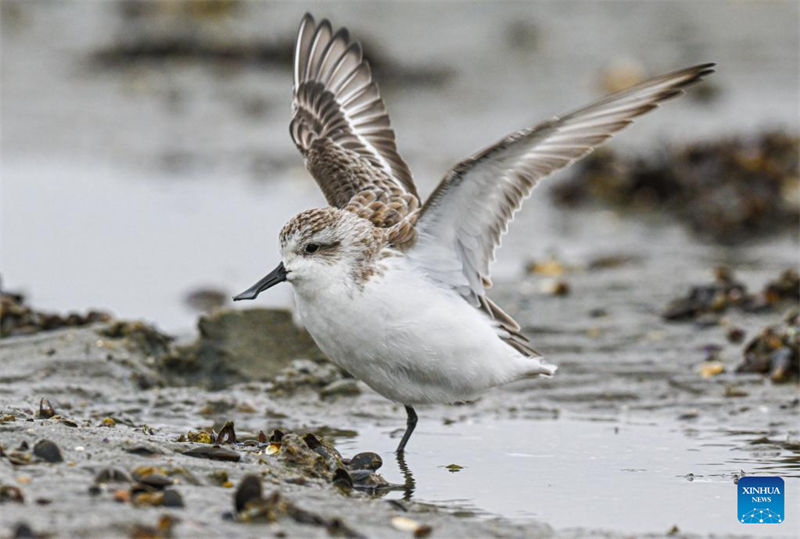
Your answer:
[523,357,557,378]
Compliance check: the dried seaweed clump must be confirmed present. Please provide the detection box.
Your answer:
[663,268,799,324]
[552,131,799,243]
[0,284,111,338]
[736,311,799,383]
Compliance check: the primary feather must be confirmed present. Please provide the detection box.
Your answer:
[408,63,715,336]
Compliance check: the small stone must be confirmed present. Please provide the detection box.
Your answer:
[125,445,163,456]
[161,488,184,508]
[726,327,746,343]
[132,466,173,489]
[183,445,240,461]
[234,475,263,513]
[12,522,36,539]
[32,439,62,463]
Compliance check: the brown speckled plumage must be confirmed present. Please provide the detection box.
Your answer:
[280,208,387,285]
[291,15,419,247]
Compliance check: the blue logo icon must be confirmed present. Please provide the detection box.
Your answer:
[738,476,784,524]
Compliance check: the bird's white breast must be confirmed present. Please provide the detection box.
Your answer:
[291,255,542,404]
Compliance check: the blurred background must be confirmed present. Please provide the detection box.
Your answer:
[1,0,798,332]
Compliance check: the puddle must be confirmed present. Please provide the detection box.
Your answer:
[339,417,800,536]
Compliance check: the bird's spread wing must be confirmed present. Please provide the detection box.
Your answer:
[408,63,714,354]
[291,14,419,239]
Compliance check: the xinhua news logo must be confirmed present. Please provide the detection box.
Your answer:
[738,476,784,524]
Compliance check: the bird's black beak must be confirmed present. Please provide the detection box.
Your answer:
[233,262,287,301]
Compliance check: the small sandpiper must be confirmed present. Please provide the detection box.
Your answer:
[235,13,713,452]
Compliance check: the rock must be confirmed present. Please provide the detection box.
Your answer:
[32,439,63,463]
[160,308,322,389]
[161,488,184,508]
[183,445,241,462]
[132,466,174,489]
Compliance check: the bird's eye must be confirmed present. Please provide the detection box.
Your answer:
[304,243,320,254]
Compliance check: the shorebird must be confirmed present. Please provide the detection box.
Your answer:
[235,13,713,452]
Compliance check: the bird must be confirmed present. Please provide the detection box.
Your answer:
[234,13,714,453]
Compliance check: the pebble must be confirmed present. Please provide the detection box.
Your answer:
[184,445,241,461]
[161,488,184,508]
[32,439,63,463]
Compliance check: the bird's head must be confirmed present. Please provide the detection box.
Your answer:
[233,207,384,302]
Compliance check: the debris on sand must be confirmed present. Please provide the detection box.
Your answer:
[0,485,25,504]
[391,516,433,537]
[552,131,799,243]
[160,308,322,389]
[263,430,391,493]
[663,268,799,324]
[37,399,56,419]
[99,320,173,358]
[736,310,799,383]
[0,284,112,338]
[232,474,364,537]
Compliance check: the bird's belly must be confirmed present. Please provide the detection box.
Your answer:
[293,273,527,404]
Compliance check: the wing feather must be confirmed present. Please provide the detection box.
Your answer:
[290,13,418,210]
[409,63,715,354]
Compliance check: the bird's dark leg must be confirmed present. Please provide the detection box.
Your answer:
[396,405,417,453]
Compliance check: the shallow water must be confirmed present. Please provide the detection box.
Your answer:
[341,417,800,536]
